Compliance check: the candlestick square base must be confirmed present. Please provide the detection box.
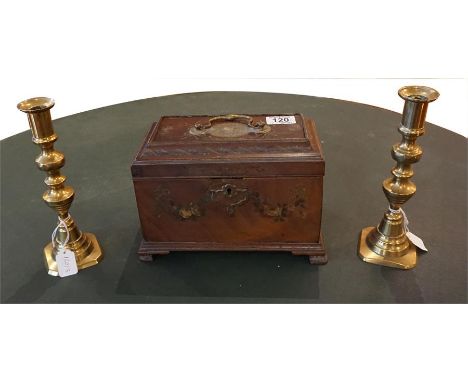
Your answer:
[358,227,417,270]
[43,233,103,276]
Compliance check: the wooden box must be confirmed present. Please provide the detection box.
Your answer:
[131,114,326,264]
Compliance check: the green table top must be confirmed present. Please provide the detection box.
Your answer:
[1,92,466,303]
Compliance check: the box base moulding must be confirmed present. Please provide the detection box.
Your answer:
[137,233,327,265]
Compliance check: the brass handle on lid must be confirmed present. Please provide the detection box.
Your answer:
[190,114,271,138]
[208,114,256,126]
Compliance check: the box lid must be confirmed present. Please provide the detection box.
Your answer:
[132,114,324,178]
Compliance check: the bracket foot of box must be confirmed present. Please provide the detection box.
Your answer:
[137,233,326,265]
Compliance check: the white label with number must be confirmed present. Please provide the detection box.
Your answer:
[406,232,428,252]
[56,248,78,277]
[266,116,296,125]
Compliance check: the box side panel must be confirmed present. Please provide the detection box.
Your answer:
[133,177,323,244]
[304,117,324,161]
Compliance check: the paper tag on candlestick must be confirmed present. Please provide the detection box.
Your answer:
[406,232,428,252]
[56,248,78,277]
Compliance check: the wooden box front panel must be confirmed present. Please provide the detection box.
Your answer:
[133,177,323,244]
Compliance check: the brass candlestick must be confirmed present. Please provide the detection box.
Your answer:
[17,97,103,276]
[358,86,439,269]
